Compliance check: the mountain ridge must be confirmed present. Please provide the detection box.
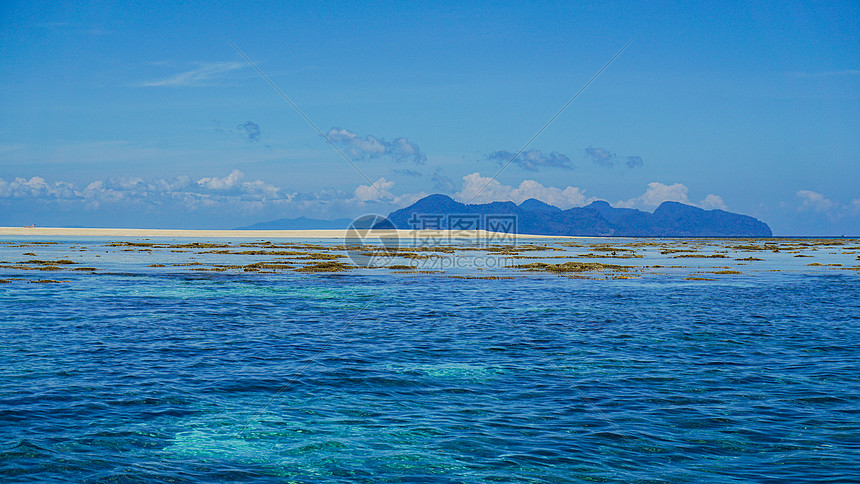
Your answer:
[386,194,772,237]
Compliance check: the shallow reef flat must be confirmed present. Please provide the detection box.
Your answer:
[0,236,857,284]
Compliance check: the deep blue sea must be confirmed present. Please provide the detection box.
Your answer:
[1,237,858,482]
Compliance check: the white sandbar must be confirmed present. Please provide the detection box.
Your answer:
[0,227,563,239]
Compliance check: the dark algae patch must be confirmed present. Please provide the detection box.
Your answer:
[23,259,76,265]
[515,261,630,273]
[196,249,306,256]
[672,254,728,259]
[243,262,295,271]
[295,261,353,272]
[576,252,643,259]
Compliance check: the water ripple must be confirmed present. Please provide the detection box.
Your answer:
[1,265,858,482]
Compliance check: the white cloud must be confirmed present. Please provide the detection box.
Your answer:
[1,172,432,226]
[0,171,290,212]
[240,179,281,200]
[641,182,689,207]
[454,172,590,209]
[617,182,688,208]
[138,62,245,87]
[617,182,727,210]
[197,170,243,190]
[351,177,428,207]
[191,171,281,200]
[792,191,860,225]
[797,190,837,212]
[329,128,386,156]
[326,127,427,164]
[353,177,395,203]
[699,194,728,211]
[0,176,78,200]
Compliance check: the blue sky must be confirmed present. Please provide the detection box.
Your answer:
[1,1,858,234]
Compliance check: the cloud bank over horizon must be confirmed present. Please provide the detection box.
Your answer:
[2,172,857,234]
[453,174,728,212]
[0,171,721,215]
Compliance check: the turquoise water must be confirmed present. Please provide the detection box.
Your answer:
[1,238,859,482]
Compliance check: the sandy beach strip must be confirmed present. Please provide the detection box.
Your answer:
[0,227,563,239]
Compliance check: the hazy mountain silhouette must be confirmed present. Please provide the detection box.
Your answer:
[236,217,352,230]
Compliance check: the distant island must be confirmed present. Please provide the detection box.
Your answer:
[387,195,772,237]
[240,194,772,237]
[236,216,353,230]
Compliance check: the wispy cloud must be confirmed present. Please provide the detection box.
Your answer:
[792,69,860,78]
[34,22,111,35]
[585,146,644,169]
[326,127,427,164]
[625,155,644,168]
[392,168,422,178]
[585,147,615,167]
[431,171,456,192]
[237,121,261,142]
[138,62,246,87]
[486,149,574,171]
[796,190,837,212]
[794,190,860,223]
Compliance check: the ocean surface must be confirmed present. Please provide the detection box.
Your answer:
[1,236,858,482]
